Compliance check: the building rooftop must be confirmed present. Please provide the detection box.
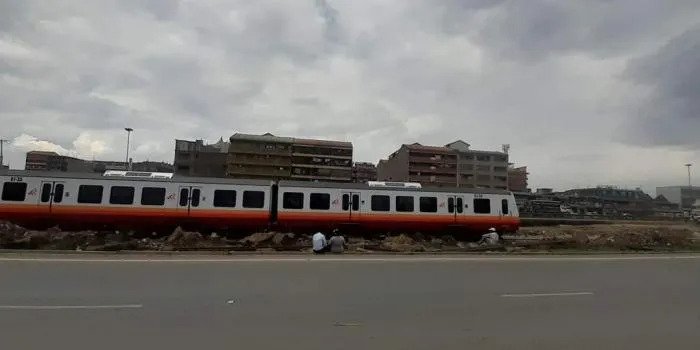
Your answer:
[403,143,454,153]
[229,133,294,143]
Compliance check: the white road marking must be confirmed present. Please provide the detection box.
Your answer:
[0,255,699,263]
[501,292,594,298]
[0,304,143,310]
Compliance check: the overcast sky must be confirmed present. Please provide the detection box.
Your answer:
[1,0,700,193]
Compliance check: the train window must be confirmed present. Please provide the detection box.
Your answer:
[179,188,189,207]
[448,197,455,213]
[502,199,509,215]
[456,198,463,213]
[110,186,135,205]
[243,191,265,208]
[2,182,27,201]
[474,198,491,214]
[342,194,349,210]
[352,194,359,211]
[78,185,103,204]
[310,193,330,210]
[141,187,166,206]
[41,183,52,203]
[395,196,414,212]
[371,195,390,211]
[283,192,304,209]
[419,197,437,212]
[214,190,237,208]
[54,184,64,203]
[191,189,200,207]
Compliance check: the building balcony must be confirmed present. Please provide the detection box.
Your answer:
[292,163,351,171]
[228,155,292,167]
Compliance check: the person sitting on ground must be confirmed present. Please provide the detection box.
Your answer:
[328,229,346,254]
[479,227,500,245]
[312,231,329,254]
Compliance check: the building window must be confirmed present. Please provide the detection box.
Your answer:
[243,191,265,208]
[213,190,237,208]
[502,199,509,215]
[371,195,390,211]
[283,192,304,209]
[78,185,104,204]
[419,197,437,212]
[474,198,491,214]
[110,186,135,205]
[141,187,166,206]
[309,193,330,210]
[476,155,490,161]
[1,182,27,201]
[395,196,414,212]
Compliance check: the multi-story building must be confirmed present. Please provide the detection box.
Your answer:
[290,138,352,181]
[508,166,529,192]
[656,186,700,209]
[25,151,174,173]
[174,138,229,177]
[25,151,92,172]
[226,133,294,180]
[226,133,353,182]
[352,162,377,183]
[377,140,509,189]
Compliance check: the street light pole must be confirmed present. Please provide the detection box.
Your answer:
[125,128,133,171]
[0,139,8,167]
[685,163,693,188]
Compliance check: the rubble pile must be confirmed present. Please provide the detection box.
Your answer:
[0,220,698,252]
[517,224,699,250]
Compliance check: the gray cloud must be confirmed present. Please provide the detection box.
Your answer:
[0,0,699,191]
[623,27,700,147]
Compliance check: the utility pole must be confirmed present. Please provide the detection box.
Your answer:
[0,139,8,167]
[124,128,133,171]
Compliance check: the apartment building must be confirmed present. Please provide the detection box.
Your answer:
[377,143,458,187]
[507,166,529,192]
[174,138,229,177]
[226,133,353,182]
[377,140,509,189]
[226,133,294,180]
[351,162,378,183]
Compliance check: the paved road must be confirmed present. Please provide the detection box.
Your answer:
[1,254,700,349]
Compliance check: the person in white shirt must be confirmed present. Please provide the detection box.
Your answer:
[479,227,500,245]
[312,231,328,254]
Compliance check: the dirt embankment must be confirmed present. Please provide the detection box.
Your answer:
[0,221,699,253]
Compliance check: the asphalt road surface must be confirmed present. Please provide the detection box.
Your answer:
[1,254,700,350]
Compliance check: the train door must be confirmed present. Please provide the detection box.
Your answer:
[446,195,464,223]
[38,181,65,214]
[177,186,202,214]
[341,192,361,221]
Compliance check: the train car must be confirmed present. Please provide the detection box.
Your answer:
[276,181,520,233]
[0,170,272,231]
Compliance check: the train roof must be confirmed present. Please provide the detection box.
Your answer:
[1,170,513,195]
[277,180,512,195]
[0,170,272,186]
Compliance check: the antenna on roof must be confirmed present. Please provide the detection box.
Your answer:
[502,144,510,154]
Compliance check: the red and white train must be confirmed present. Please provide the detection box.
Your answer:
[0,170,520,234]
